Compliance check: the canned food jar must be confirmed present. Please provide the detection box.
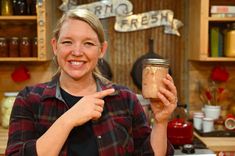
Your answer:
[0,37,8,57]
[1,92,18,128]
[9,37,19,57]
[224,23,235,57]
[20,37,31,57]
[142,58,169,99]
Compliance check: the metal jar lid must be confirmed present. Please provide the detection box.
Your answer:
[142,58,170,66]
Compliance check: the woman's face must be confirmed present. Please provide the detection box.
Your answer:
[51,19,107,81]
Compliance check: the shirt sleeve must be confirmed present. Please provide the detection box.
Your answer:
[5,87,38,156]
[131,93,174,156]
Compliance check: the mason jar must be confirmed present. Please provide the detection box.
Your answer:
[9,37,19,57]
[0,37,8,57]
[142,58,169,99]
[1,92,18,128]
[19,37,31,57]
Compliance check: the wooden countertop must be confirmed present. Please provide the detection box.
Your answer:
[0,127,8,155]
[194,132,235,152]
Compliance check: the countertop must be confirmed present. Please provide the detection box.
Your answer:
[194,131,235,152]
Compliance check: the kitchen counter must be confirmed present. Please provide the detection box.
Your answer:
[194,131,235,152]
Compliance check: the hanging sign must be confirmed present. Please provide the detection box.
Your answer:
[59,0,183,36]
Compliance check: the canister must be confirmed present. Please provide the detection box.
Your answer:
[1,92,18,128]
[224,23,235,57]
[142,58,169,99]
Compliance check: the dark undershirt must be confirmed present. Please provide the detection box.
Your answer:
[60,88,99,156]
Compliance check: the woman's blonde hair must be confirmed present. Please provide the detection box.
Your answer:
[53,9,110,83]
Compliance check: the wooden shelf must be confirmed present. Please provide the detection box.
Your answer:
[208,17,235,22]
[190,57,235,62]
[0,16,37,20]
[0,57,48,62]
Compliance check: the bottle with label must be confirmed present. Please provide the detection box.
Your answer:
[20,37,31,57]
[224,23,235,57]
[0,37,8,57]
[9,37,19,57]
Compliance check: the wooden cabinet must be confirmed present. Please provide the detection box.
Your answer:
[0,0,57,61]
[188,0,235,61]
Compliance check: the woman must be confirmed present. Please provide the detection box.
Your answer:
[6,8,177,156]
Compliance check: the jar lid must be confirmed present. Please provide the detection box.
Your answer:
[4,92,18,97]
[142,58,170,66]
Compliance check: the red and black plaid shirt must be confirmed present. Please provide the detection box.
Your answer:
[5,77,174,156]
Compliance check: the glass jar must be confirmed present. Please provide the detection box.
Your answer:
[20,37,31,57]
[224,23,235,57]
[9,37,19,57]
[32,37,38,57]
[1,92,18,128]
[1,0,13,15]
[12,0,27,15]
[0,37,8,57]
[142,58,169,99]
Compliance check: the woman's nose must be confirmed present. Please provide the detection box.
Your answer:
[71,44,84,56]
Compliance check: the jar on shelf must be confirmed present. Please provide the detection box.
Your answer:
[0,37,8,57]
[1,92,18,128]
[20,37,31,57]
[32,37,38,57]
[224,23,235,57]
[12,0,27,15]
[9,37,19,57]
[1,0,13,16]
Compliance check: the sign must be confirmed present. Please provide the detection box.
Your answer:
[59,0,183,36]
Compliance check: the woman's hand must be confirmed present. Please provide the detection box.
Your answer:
[63,88,115,127]
[150,74,177,123]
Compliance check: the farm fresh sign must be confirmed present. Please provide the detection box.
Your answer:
[59,0,183,36]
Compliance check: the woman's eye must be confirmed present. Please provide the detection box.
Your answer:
[84,42,96,48]
[61,41,72,45]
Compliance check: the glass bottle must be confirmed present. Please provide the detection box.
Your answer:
[224,23,235,57]
[20,37,31,57]
[1,0,13,15]
[9,37,19,57]
[0,37,8,57]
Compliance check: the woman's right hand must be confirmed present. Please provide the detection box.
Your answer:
[63,88,115,127]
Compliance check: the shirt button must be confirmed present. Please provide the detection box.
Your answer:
[97,135,102,139]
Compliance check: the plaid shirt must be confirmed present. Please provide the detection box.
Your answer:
[5,77,174,156]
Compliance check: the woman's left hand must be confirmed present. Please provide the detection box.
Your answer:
[150,74,177,123]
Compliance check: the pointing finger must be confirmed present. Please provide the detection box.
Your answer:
[94,88,115,99]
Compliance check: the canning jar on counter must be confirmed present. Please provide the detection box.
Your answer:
[142,58,169,99]
[1,92,18,128]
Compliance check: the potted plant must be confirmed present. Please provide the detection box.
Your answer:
[201,66,230,120]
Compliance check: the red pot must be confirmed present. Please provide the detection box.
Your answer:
[167,118,193,145]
